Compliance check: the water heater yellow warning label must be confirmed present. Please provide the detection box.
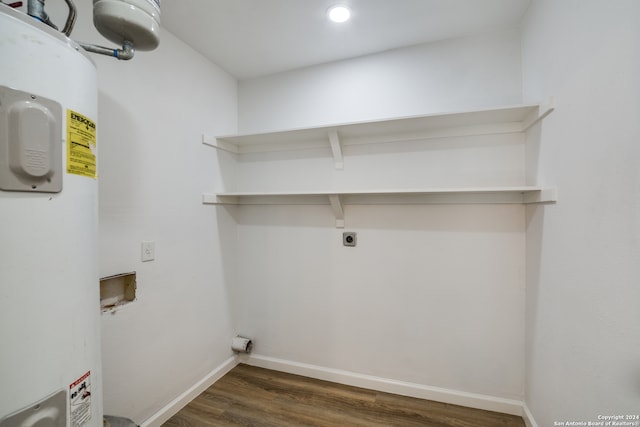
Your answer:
[67,110,96,178]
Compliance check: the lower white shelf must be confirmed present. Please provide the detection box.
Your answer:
[202,187,556,228]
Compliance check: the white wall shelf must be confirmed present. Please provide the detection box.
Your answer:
[203,187,557,228]
[203,102,556,227]
[203,102,554,170]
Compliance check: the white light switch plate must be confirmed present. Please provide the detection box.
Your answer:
[141,241,155,262]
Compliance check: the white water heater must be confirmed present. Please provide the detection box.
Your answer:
[1,1,160,424]
[0,4,102,426]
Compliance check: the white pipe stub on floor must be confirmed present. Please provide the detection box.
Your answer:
[232,336,253,353]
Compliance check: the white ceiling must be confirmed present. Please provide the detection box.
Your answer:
[161,0,531,81]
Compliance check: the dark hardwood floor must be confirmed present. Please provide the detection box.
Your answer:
[163,364,525,427]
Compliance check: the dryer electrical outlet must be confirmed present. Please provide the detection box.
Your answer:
[343,232,357,247]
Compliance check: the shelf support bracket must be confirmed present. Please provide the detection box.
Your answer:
[523,97,555,131]
[523,187,557,204]
[202,134,240,154]
[328,130,344,170]
[328,194,345,228]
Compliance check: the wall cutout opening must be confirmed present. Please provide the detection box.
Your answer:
[100,272,136,312]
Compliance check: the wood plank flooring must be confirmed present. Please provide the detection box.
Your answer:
[163,364,525,427]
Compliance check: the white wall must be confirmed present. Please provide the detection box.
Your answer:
[522,0,640,424]
[44,3,239,423]
[239,28,522,133]
[232,28,528,403]
[19,2,640,421]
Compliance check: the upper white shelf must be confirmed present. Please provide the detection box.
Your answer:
[203,102,555,165]
[201,102,556,227]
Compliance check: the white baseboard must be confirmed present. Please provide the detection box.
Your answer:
[523,403,539,427]
[141,356,238,427]
[241,353,524,417]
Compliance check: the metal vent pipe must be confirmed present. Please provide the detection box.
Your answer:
[27,0,76,36]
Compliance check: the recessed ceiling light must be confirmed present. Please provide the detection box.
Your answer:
[328,5,351,23]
